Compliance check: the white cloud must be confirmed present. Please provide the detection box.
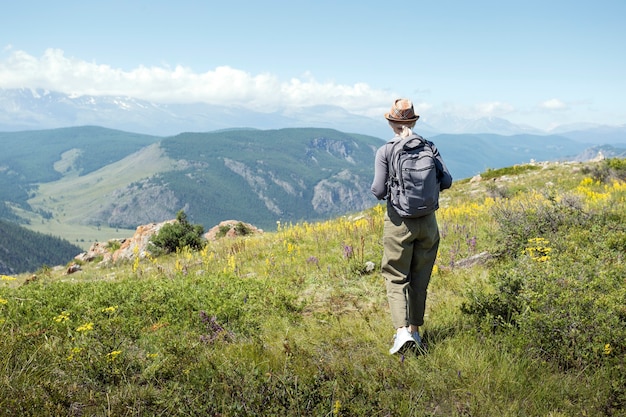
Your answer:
[0,48,395,115]
[475,101,515,117]
[540,98,568,110]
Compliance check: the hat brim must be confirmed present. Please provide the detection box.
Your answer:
[385,113,419,122]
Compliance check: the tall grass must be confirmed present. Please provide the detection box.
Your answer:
[1,159,624,416]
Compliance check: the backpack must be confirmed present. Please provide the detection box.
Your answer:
[386,134,441,218]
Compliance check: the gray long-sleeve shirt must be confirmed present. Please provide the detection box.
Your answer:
[371,134,453,200]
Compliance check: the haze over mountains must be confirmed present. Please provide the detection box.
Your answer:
[2,88,626,142]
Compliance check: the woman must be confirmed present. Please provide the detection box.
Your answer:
[371,98,452,354]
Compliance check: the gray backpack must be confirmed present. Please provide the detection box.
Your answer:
[387,134,441,218]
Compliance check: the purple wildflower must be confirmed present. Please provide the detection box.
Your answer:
[199,311,233,344]
[343,244,354,259]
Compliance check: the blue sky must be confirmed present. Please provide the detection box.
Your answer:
[2,0,625,130]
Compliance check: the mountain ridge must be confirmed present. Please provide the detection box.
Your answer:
[1,125,625,253]
[3,88,626,141]
[0,124,624,273]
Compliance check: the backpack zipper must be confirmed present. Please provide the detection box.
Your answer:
[398,151,429,193]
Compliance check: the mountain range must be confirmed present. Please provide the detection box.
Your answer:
[0,127,384,248]
[2,87,626,141]
[0,88,625,262]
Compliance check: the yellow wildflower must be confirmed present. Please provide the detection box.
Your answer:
[107,350,123,361]
[101,306,118,314]
[523,237,552,262]
[53,311,70,323]
[333,400,341,416]
[226,254,236,273]
[67,347,83,361]
[604,343,612,355]
[76,322,94,332]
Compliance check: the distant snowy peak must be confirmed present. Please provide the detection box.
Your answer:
[0,87,152,113]
[0,88,624,142]
[0,88,389,137]
[423,113,543,135]
[549,123,626,145]
[547,122,605,134]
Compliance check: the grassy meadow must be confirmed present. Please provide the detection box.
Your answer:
[1,159,625,416]
[24,143,175,250]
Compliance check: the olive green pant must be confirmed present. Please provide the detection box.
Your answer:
[382,207,440,329]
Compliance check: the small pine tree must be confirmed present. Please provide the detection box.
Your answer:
[149,210,205,255]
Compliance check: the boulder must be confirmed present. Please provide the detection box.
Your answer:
[111,220,176,262]
[75,240,124,263]
[66,263,81,274]
[204,220,263,241]
[453,251,492,268]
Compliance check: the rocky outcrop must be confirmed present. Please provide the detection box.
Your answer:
[74,241,120,263]
[453,251,492,268]
[76,218,263,264]
[308,137,356,163]
[90,179,184,229]
[111,220,176,262]
[75,219,175,264]
[311,170,372,214]
[223,158,284,216]
[204,220,263,241]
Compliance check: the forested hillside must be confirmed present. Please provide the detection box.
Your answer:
[151,128,382,230]
[0,126,161,216]
[2,125,623,249]
[0,220,82,274]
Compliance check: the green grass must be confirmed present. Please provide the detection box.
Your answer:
[1,159,625,416]
[20,142,174,249]
[27,143,176,222]
[480,164,541,180]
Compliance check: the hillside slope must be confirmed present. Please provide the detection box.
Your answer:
[2,125,623,248]
[22,128,383,235]
[0,219,82,274]
[0,126,161,217]
[1,158,624,415]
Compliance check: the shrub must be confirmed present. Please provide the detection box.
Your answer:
[215,221,252,238]
[606,157,626,180]
[234,222,252,236]
[149,210,205,255]
[582,157,626,182]
[485,182,511,199]
[488,192,588,259]
[460,262,525,329]
[463,190,626,373]
[105,240,122,252]
[518,252,626,370]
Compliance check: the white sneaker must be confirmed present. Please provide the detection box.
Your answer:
[389,328,416,355]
